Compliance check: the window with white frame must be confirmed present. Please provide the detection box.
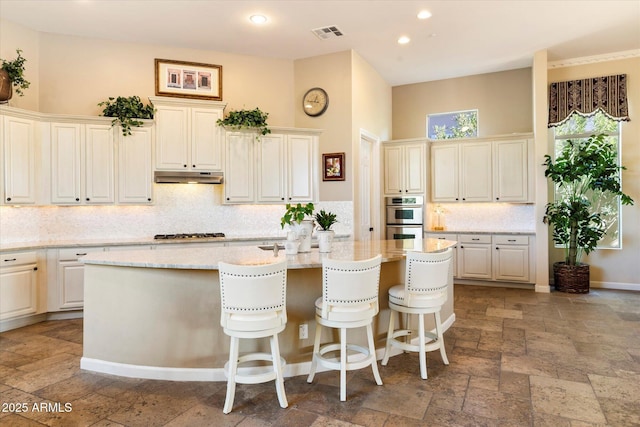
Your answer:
[553,110,623,249]
[427,109,478,139]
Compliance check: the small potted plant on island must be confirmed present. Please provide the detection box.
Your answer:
[543,133,634,293]
[314,210,338,253]
[280,203,315,252]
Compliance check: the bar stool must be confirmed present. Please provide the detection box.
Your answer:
[381,248,453,379]
[218,260,288,414]
[307,255,383,401]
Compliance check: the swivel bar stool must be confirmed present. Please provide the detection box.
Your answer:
[218,260,288,414]
[307,255,383,401]
[381,248,453,379]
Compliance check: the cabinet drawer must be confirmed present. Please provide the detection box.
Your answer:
[494,235,529,245]
[458,234,491,244]
[1,252,37,267]
[59,247,104,261]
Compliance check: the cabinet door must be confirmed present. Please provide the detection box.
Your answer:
[0,264,37,320]
[404,144,425,194]
[493,139,528,202]
[51,123,82,204]
[85,124,115,204]
[225,132,255,203]
[431,144,459,202]
[458,244,492,279]
[118,127,153,204]
[427,233,458,278]
[493,244,529,282]
[257,134,286,202]
[2,115,36,204]
[57,261,85,309]
[460,142,492,202]
[383,145,404,195]
[155,106,189,170]
[287,134,314,202]
[191,107,223,171]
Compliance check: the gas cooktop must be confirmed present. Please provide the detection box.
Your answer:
[153,233,226,240]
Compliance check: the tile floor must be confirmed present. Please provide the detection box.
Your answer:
[1,284,639,426]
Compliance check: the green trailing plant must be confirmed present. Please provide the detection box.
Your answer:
[1,49,30,96]
[543,133,634,266]
[281,203,315,229]
[98,96,155,136]
[216,107,271,137]
[314,210,338,231]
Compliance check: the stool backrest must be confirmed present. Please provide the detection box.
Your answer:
[218,260,287,331]
[321,255,382,320]
[405,248,453,308]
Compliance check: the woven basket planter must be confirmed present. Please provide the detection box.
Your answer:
[553,262,590,294]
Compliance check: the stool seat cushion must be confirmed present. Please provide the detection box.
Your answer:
[388,284,447,308]
[315,296,376,322]
[224,311,283,332]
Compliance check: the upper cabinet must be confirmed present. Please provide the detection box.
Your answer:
[151,97,225,172]
[224,128,320,204]
[50,121,115,205]
[117,125,154,204]
[383,141,426,195]
[431,135,532,203]
[1,111,37,205]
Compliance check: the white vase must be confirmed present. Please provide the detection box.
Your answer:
[316,230,335,253]
[292,220,314,252]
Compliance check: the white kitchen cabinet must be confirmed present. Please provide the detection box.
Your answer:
[224,131,255,203]
[257,133,315,203]
[426,233,458,278]
[493,235,530,282]
[152,97,225,172]
[2,113,37,204]
[53,247,104,310]
[50,122,115,205]
[431,135,532,203]
[457,234,492,279]
[383,142,425,195]
[117,125,154,204]
[493,139,530,202]
[0,251,38,320]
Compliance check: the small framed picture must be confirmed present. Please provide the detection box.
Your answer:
[323,152,345,181]
[155,59,222,100]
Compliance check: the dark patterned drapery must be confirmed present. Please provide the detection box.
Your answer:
[548,74,629,127]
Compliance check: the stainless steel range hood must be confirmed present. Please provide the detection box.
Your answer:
[154,171,224,184]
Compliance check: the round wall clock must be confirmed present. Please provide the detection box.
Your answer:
[303,87,329,117]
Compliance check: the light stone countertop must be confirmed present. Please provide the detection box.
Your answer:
[80,239,457,270]
[425,229,535,235]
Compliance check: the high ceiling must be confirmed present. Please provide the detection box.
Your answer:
[1,0,639,86]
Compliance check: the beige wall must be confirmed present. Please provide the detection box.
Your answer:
[392,68,533,139]
[0,19,40,111]
[547,57,640,287]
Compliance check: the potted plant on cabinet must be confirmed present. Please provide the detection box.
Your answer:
[1,49,31,103]
[216,107,271,138]
[281,203,314,252]
[314,210,338,253]
[543,133,634,293]
[98,96,155,136]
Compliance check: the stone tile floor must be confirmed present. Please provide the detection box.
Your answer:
[1,284,639,426]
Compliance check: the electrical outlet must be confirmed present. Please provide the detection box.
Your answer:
[299,323,308,340]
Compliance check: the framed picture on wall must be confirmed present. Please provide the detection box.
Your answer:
[155,59,222,100]
[323,152,345,181]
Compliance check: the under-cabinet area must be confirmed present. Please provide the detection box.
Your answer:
[426,232,535,285]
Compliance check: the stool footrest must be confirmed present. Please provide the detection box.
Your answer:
[388,329,441,352]
[224,352,286,384]
[316,343,376,371]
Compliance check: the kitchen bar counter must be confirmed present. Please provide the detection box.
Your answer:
[80,239,456,381]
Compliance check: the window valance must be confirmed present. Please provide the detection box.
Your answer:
[548,74,629,127]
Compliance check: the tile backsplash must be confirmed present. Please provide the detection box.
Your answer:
[426,202,535,232]
[0,185,353,243]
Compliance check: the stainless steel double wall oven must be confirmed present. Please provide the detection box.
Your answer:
[385,196,424,240]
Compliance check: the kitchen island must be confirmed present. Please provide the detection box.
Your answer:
[80,239,456,381]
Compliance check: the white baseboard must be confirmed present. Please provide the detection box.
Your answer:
[81,312,457,382]
[590,281,640,291]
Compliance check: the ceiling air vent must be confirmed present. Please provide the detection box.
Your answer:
[311,26,344,40]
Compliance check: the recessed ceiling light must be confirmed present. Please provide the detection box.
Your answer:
[250,14,267,24]
[398,36,411,45]
[417,10,432,19]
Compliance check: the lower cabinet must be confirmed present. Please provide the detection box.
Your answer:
[426,233,458,278]
[53,247,105,311]
[493,235,530,282]
[457,234,492,280]
[0,252,38,320]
